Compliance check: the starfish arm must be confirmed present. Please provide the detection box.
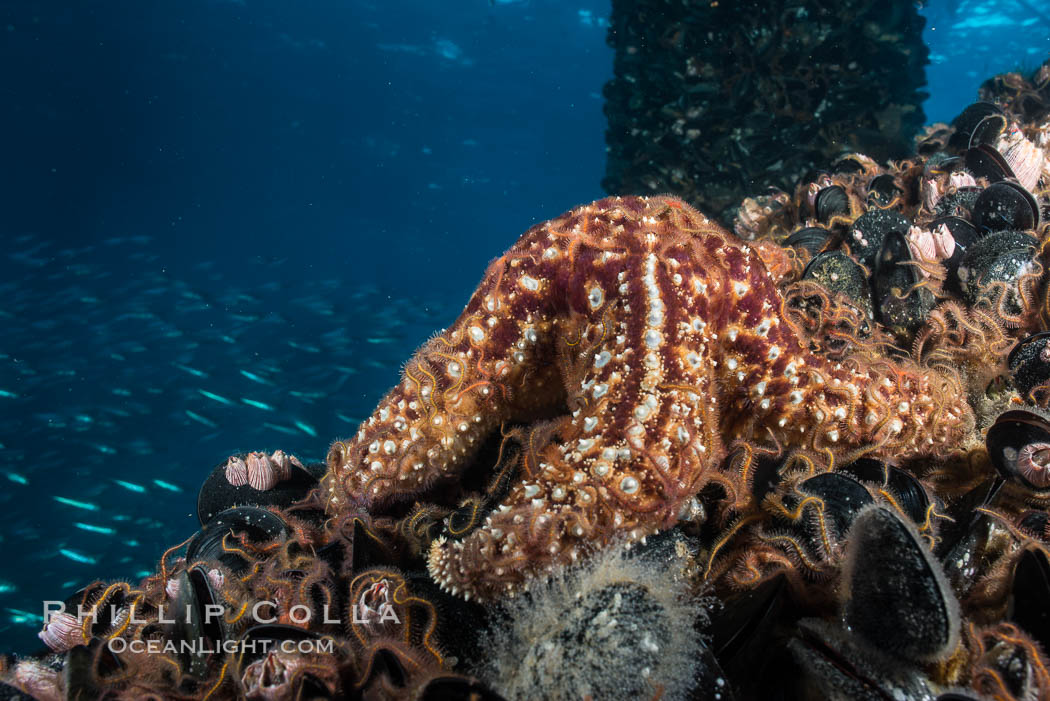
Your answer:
[708,241,974,455]
[326,240,567,508]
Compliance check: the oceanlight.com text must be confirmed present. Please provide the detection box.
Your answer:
[106,637,335,655]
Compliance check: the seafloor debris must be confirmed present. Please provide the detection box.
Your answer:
[4,59,1050,701]
[602,0,930,222]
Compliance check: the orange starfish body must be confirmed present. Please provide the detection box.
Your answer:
[326,196,973,599]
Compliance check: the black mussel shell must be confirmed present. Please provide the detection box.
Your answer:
[884,469,932,527]
[873,230,936,342]
[846,208,911,269]
[965,143,1012,182]
[940,508,1002,602]
[958,230,1037,310]
[402,571,490,664]
[935,693,984,701]
[711,574,789,698]
[198,456,321,526]
[785,226,831,255]
[842,506,960,662]
[790,618,940,701]
[801,250,873,318]
[815,185,851,225]
[842,459,932,526]
[1009,332,1050,399]
[797,472,874,538]
[186,506,290,573]
[936,476,1003,552]
[949,101,1005,150]
[935,476,1007,603]
[745,452,784,504]
[935,185,983,219]
[360,647,415,690]
[959,230,1037,276]
[711,573,786,662]
[986,410,1050,492]
[841,457,889,483]
[832,154,871,175]
[968,113,1009,148]
[169,566,228,679]
[1019,510,1050,540]
[1010,548,1050,651]
[974,181,1041,233]
[64,639,125,700]
[866,174,901,208]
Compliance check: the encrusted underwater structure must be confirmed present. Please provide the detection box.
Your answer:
[602,0,930,221]
[4,59,1050,701]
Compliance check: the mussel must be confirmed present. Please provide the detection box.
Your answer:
[968,113,1009,148]
[866,173,902,208]
[846,208,912,268]
[801,250,873,319]
[186,506,291,573]
[973,181,1040,233]
[965,143,1013,182]
[814,185,851,226]
[949,101,1006,150]
[1009,332,1050,402]
[957,230,1037,312]
[873,230,936,342]
[1010,548,1050,651]
[785,226,832,255]
[788,506,960,699]
[934,185,983,219]
[841,458,933,527]
[795,472,874,542]
[842,506,960,661]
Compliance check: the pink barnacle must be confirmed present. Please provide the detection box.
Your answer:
[38,611,85,652]
[206,568,225,591]
[921,177,941,212]
[906,225,936,264]
[947,170,976,190]
[246,451,279,491]
[906,225,955,279]
[12,659,64,701]
[357,579,392,629]
[224,455,248,487]
[931,223,956,261]
[269,449,295,482]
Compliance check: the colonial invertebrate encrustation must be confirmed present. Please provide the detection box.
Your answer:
[326,195,974,600]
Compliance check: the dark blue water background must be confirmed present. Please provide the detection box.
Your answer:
[0,0,1046,654]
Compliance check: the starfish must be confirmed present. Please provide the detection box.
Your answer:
[326,195,974,599]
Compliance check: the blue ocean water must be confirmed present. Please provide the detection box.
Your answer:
[0,0,1046,656]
